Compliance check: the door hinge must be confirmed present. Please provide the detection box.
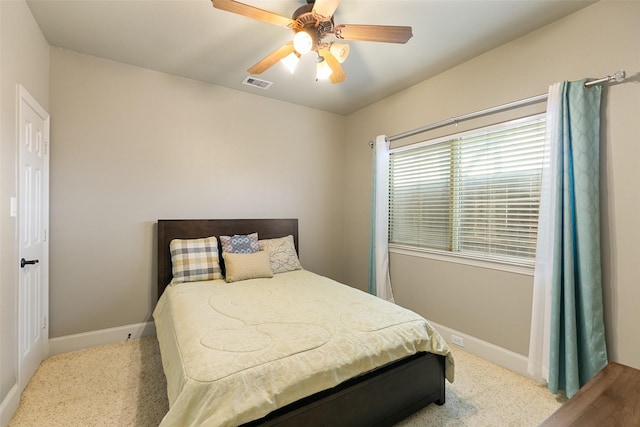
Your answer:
[43,229,47,242]
[44,141,49,155]
[43,316,47,330]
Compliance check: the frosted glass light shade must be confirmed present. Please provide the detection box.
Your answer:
[281,52,300,74]
[329,43,350,63]
[316,57,333,80]
[293,31,313,55]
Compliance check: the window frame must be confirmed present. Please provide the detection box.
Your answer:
[388,113,547,275]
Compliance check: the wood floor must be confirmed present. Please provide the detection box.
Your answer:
[540,362,640,427]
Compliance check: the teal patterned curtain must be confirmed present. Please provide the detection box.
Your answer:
[529,79,608,398]
[368,138,379,296]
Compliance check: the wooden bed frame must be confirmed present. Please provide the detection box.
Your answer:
[157,219,446,426]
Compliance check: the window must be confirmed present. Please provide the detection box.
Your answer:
[389,114,546,267]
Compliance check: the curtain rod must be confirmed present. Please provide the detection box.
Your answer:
[370,70,626,147]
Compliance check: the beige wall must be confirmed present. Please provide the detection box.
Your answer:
[48,49,346,337]
[5,0,638,393]
[344,0,640,366]
[0,0,50,408]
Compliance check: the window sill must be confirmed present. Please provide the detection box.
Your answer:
[389,244,534,276]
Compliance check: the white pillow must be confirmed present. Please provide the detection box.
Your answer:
[258,235,302,274]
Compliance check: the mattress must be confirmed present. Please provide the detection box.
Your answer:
[153,269,454,427]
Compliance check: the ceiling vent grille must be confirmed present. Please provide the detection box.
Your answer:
[242,76,273,90]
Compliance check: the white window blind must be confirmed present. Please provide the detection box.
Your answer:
[389,114,546,265]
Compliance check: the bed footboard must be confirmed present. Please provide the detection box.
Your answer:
[243,352,445,427]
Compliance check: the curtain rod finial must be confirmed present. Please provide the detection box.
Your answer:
[614,70,626,83]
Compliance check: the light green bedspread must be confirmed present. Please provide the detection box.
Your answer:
[153,269,454,426]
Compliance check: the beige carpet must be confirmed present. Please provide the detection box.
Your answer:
[9,337,566,426]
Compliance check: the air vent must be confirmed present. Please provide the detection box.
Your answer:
[242,76,273,90]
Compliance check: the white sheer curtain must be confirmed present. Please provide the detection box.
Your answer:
[368,135,394,302]
[527,83,561,382]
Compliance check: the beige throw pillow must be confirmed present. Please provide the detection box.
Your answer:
[222,251,273,283]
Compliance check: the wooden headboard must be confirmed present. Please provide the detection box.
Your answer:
[157,219,299,298]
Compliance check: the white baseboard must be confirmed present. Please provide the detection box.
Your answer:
[48,321,156,356]
[0,383,20,427]
[428,320,540,382]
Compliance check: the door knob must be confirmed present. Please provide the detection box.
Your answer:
[20,258,39,268]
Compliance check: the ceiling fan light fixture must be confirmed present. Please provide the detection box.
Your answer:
[316,56,333,80]
[281,51,301,74]
[211,0,413,84]
[293,30,314,55]
[329,42,350,64]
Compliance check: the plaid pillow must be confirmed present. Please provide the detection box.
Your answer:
[219,233,259,254]
[169,236,222,284]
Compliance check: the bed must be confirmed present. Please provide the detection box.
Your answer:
[154,218,454,426]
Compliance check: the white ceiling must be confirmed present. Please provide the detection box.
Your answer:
[27,0,595,115]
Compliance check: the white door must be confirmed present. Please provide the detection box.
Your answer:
[18,85,49,391]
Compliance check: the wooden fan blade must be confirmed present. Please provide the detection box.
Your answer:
[319,47,346,84]
[335,24,413,44]
[312,0,341,20]
[247,42,295,74]
[211,0,295,28]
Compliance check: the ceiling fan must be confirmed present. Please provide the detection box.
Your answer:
[211,0,413,83]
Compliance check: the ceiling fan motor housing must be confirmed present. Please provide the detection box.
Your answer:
[292,3,334,49]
